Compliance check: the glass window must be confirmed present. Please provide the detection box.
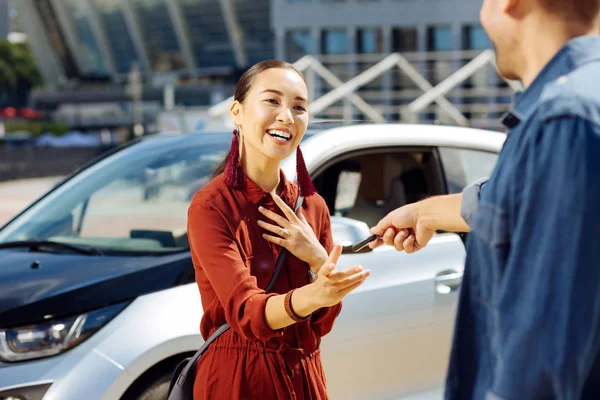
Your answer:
[391,27,417,52]
[92,0,139,74]
[390,27,417,90]
[439,147,498,194]
[180,0,236,69]
[286,30,312,61]
[236,0,274,65]
[0,137,229,254]
[322,29,348,54]
[313,151,443,227]
[357,28,382,54]
[131,0,185,72]
[62,0,110,77]
[463,25,492,50]
[334,171,362,215]
[427,26,454,51]
[33,0,79,79]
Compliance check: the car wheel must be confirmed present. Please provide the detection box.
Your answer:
[136,372,171,400]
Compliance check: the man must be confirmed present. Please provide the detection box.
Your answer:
[370,0,600,398]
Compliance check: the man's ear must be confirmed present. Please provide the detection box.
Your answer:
[230,100,242,127]
[504,0,525,16]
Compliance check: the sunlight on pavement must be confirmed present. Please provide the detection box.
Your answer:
[0,177,63,225]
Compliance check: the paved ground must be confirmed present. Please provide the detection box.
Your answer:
[0,176,62,226]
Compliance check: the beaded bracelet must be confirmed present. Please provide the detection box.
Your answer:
[284,289,309,322]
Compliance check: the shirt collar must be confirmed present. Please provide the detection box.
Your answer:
[243,169,298,205]
[501,35,600,129]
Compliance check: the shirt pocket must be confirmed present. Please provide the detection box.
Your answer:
[243,251,275,291]
[471,203,510,248]
[468,202,510,305]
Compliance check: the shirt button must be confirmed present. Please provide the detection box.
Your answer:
[557,75,568,85]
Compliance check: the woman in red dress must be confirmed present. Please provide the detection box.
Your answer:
[187,60,371,400]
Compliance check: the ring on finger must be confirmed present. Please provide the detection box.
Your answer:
[280,228,290,237]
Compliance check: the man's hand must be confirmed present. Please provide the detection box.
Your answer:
[369,194,469,254]
[369,203,434,253]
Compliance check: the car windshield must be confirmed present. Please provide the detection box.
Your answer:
[0,134,229,255]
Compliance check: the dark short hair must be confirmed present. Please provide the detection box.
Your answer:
[539,0,600,23]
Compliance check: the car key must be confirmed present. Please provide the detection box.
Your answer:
[351,234,381,253]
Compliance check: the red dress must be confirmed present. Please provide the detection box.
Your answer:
[187,171,342,400]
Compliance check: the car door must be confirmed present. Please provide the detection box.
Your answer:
[310,146,469,400]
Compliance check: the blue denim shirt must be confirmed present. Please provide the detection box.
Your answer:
[446,35,600,400]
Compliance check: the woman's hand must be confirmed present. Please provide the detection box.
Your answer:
[307,244,370,308]
[258,194,328,273]
[265,244,370,330]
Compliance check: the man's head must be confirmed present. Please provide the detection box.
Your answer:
[480,0,600,82]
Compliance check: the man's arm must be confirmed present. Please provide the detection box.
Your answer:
[488,116,600,399]
[416,193,472,233]
[370,183,487,252]
[460,177,489,227]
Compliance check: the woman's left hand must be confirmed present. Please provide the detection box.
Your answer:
[258,194,328,274]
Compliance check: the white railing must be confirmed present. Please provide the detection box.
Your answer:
[207,50,522,131]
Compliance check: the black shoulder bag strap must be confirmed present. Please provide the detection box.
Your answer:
[167,195,305,400]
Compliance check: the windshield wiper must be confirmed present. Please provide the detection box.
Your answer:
[0,240,104,256]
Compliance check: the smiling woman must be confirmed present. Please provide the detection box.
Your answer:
[211,60,314,197]
[184,61,370,400]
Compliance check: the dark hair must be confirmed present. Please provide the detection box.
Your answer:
[211,60,306,178]
[540,0,600,23]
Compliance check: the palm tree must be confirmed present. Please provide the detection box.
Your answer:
[0,41,18,90]
[0,39,42,107]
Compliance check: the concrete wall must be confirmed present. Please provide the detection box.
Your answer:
[272,0,482,29]
[0,0,9,39]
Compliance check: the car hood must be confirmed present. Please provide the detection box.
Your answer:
[0,249,194,329]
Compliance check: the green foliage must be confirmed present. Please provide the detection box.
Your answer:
[4,120,70,136]
[0,40,43,90]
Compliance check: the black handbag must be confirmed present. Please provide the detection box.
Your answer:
[167,195,305,400]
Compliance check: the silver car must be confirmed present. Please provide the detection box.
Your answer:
[0,124,504,400]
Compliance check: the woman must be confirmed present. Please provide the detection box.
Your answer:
[187,60,370,400]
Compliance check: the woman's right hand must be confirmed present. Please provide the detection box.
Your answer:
[308,244,370,308]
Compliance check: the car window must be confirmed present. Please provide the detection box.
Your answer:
[0,138,228,255]
[438,147,498,194]
[313,149,444,228]
[333,170,361,215]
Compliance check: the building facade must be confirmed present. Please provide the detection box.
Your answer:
[15,0,513,130]
[16,0,272,85]
[273,0,488,60]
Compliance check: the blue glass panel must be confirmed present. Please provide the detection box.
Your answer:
[429,26,454,51]
[358,29,379,53]
[468,26,491,50]
[180,0,235,68]
[63,0,109,76]
[236,0,274,65]
[131,0,184,71]
[322,29,348,54]
[92,0,139,74]
[286,30,312,61]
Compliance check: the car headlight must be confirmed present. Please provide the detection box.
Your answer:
[0,302,128,362]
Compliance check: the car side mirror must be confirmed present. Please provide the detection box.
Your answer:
[330,216,374,254]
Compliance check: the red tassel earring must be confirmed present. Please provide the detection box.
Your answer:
[224,128,245,189]
[296,146,316,197]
